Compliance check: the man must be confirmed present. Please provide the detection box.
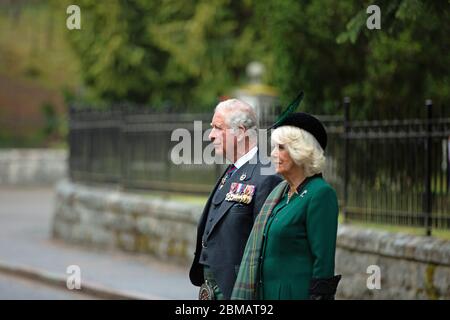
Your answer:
[189,99,282,300]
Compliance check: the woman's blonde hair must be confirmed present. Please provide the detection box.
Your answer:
[271,125,326,177]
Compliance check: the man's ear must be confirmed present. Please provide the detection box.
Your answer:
[236,126,246,141]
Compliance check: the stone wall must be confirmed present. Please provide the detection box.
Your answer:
[336,225,450,299]
[52,180,202,265]
[0,149,67,186]
[52,180,450,299]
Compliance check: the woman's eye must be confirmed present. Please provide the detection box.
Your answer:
[278,144,285,150]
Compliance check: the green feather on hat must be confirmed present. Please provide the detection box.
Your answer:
[269,91,304,130]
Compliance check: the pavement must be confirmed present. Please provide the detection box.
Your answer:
[0,271,97,300]
[0,186,199,300]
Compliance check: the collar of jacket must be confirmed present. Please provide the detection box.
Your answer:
[295,173,323,194]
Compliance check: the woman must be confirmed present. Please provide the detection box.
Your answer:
[232,112,341,300]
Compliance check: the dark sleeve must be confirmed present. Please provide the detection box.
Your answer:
[252,174,283,221]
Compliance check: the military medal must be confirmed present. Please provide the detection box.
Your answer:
[226,182,256,204]
[219,177,227,190]
[219,165,237,189]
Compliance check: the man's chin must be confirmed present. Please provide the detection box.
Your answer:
[214,148,223,156]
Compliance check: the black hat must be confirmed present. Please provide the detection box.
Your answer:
[273,112,327,150]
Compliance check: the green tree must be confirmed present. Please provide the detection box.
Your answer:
[61,0,169,107]
[63,0,269,110]
[253,0,366,115]
[62,0,449,117]
[261,0,449,118]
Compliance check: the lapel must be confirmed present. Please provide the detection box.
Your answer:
[198,166,228,232]
[206,154,258,240]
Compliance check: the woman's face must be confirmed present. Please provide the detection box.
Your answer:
[271,143,297,176]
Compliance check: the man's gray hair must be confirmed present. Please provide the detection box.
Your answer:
[215,99,258,130]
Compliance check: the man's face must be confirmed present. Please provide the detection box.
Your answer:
[209,110,237,161]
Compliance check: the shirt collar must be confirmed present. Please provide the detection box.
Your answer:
[234,146,258,169]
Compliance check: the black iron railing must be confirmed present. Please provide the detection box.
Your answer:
[68,100,450,233]
[341,99,450,233]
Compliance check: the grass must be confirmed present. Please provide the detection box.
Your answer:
[339,215,450,240]
[139,191,208,206]
[140,192,450,240]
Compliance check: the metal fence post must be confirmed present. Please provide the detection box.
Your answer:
[119,106,126,191]
[68,105,74,182]
[424,99,433,236]
[343,97,351,223]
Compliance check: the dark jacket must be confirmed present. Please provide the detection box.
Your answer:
[189,153,282,299]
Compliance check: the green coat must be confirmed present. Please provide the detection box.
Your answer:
[259,175,339,299]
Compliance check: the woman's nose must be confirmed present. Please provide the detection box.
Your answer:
[271,148,277,158]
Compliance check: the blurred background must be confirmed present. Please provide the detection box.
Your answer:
[0,0,449,300]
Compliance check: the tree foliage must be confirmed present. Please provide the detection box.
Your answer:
[259,0,449,118]
[64,0,449,117]
[63,0,266,110]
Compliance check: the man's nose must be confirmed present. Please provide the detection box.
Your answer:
[208,129,215,141]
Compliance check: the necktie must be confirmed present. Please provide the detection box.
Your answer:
[226,164,237,177]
